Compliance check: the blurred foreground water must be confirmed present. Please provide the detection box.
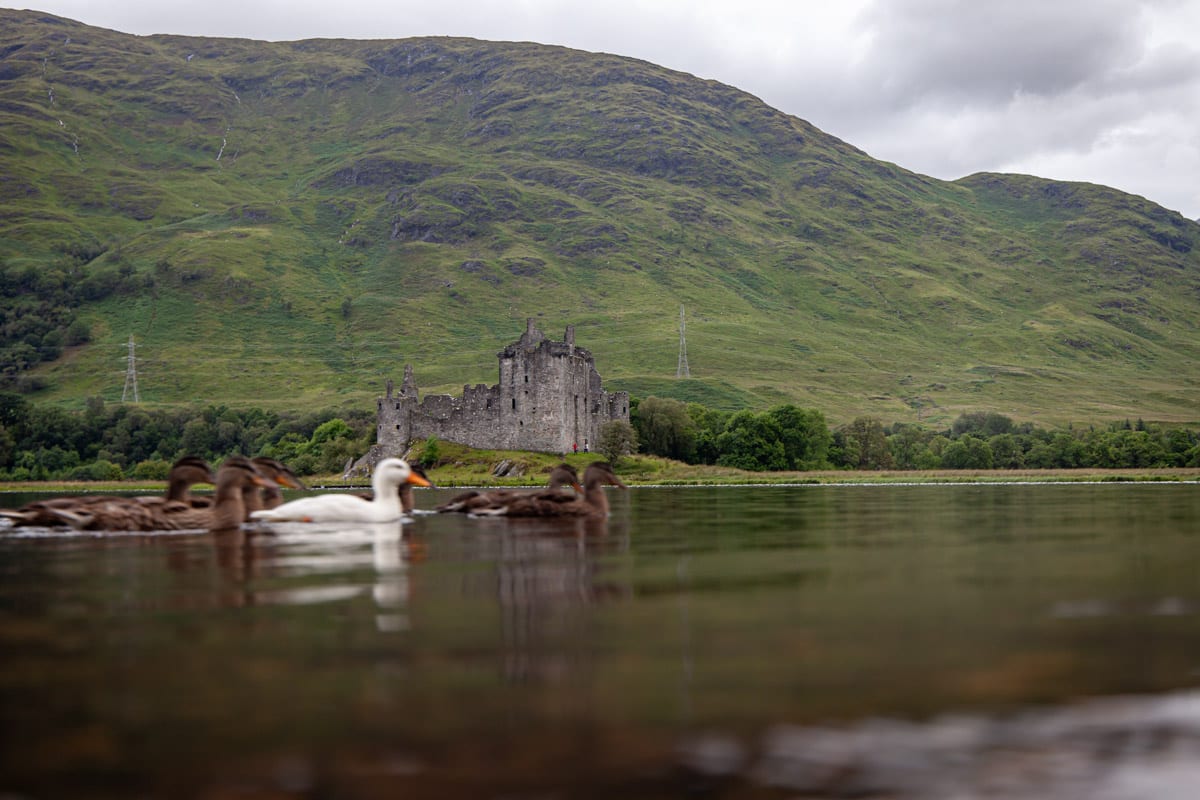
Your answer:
[2,482,1200,798]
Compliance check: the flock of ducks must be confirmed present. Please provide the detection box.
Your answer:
[0,455,306,532]
[0,455,627,533]
[437,462,627,518]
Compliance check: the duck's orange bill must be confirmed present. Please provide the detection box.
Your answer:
[407,472,433,488]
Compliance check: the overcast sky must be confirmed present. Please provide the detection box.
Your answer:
[18,0,1200,220]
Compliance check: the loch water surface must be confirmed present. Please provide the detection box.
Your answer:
[2,482,1200,798]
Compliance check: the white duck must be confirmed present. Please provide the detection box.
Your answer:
[248,458,431,524]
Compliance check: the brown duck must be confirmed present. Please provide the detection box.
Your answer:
[244,456,308,518]
[0,455,216,528]
[469,462,626,519]
[46,457,269,532]
[400,463,433,514]
[435,463,582,514]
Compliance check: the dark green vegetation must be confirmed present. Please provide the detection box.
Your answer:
[2,10,1198,427]
[1,389,1194,482]
[630,397,1200,472]
[0,392,373,480]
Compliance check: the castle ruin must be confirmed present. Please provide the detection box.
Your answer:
[373,319,629,459]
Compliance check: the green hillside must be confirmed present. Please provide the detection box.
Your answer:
[2,9,1198,427]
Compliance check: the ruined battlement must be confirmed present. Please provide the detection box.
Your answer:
[374,319,628,456]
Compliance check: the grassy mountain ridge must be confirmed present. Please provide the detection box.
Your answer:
[1,9,1197,426]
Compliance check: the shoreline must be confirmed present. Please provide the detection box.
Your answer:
[3,467,1199,493]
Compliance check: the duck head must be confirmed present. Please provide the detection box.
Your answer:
[375,458,433,489]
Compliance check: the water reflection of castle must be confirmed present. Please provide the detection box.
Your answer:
[457,516,633,683]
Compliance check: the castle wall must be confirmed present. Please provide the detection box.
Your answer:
[374,320,628,455]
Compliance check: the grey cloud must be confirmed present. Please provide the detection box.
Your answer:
[854,0,1150,107]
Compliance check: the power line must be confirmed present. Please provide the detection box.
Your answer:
[121,334,140,403]
[676,304,690,378]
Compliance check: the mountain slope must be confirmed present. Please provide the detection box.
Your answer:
[1,10,1197,426]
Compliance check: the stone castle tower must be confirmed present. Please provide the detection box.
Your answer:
[374,319,629,457]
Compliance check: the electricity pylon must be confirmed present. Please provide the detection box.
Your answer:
[121,335,140,402]
[676,305,690,378]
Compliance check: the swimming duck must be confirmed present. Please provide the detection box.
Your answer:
[348,462,432,513]
[399,464,433,515]
[470,462,626,519]
[245,456,308,517]
[47,457,268,532]
[0,455,216,528]
[435,463,582,514]
[248,457,431,524]
[162,455,220,504]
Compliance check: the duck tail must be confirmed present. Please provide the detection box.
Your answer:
[47,508,94,530]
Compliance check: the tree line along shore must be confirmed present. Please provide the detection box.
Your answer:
[0,393,1197,485]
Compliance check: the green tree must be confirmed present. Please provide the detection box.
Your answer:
[309,418,354,447]
[714,411,787,471]
[1185,443,1200,467]
[915,435,951,469]
[313,419,361,472]
[940,435,994,469]
[988,433,1025,469]
[418,436,442,467]
[179,418,217,459]
[66,460,124,481]
[1026,432,1085,468]
[598,420,638,465]
[260,432,317,474]
[888,423,929,470]
[840,416,893,470]
[316,436,360,475]
[688,403,730,465]
[633,396,696,461]
[129,459,172,480]
[952,411,1014,438]
[0,392,30,430]
[0,424,14,468]
[32,445,80,478]
[767,404,831,469]
[1162,427,1197,464]
[1086,429,1168,468]
[64,319,91,346]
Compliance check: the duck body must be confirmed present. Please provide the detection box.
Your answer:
[250,458,430,524]
[470,462,626,519]
[436,464,581,514]
[0,455,216,528]
[46,458,266,532]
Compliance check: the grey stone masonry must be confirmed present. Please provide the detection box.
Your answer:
[375,319,629,455]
